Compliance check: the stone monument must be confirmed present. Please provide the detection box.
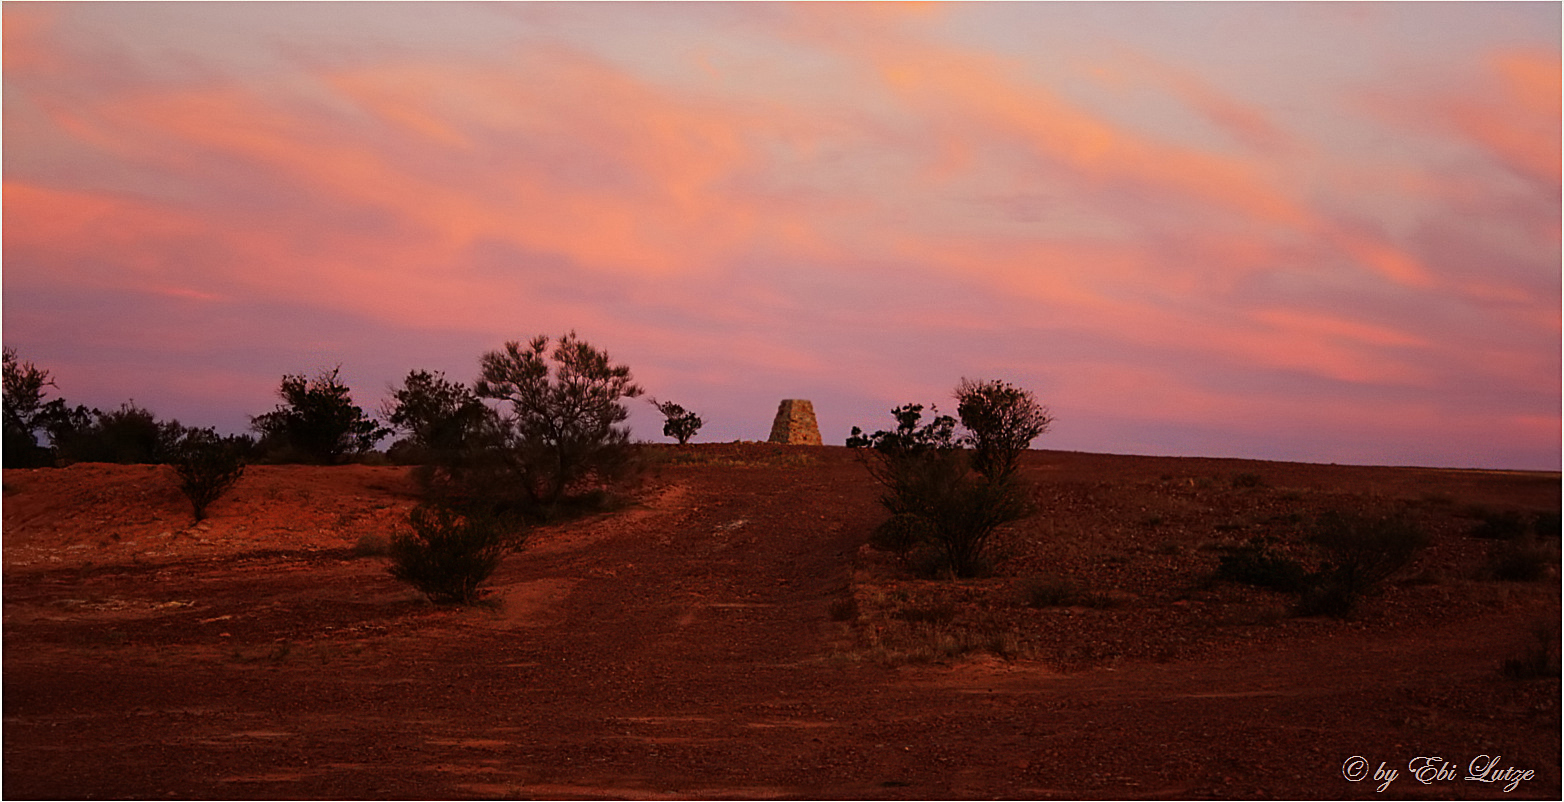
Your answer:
[767,399,822,445]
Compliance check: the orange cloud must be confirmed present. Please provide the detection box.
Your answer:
[2,4,61,73]
[3,181,204,284]
[819,28,1462,299]
[1367,48,1561,189]
[1468,50,1561,185]
[97,48,856,288]
[1093,49,1301,156]
[1248,308,1428,350]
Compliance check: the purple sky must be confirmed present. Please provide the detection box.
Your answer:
[4,2,1559,469]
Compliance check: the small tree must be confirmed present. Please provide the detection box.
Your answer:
[389,503,521,604]
[55,402,185,465]
[2,348,85,467]
[649,398,703,444]
[1296,512,1430,617]
[955,378,1052,482]
[849,404,1026,578]
[251,367,390,464]
[382,369,493,463]
[170,428,247,522]
[849,381,1050,579]
[474,332,644,507]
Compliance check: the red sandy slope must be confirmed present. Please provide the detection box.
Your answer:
[3,444,1558,799]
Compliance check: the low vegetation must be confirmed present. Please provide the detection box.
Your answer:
[388,503,523,605]
[1212,513,1431,618]
[251,367,391,464]
[649,398,703,445]
[169,428,248,522]
[849,379,1051,579]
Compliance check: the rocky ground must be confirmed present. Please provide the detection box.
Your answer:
[3,444,1559,799]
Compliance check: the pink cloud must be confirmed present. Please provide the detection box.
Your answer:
[1363,48,1561,191]
[2,4,62,73]
[3,4,1555,468]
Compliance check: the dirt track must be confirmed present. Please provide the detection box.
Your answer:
[3,445,1559,799]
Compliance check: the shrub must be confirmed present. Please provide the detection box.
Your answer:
[1018,576,1079,608]
[849,383,1048,579]
[170,428,247,522]
[827,595,859,622]
[954,378,1052,482]
[1231,472,1265,489]
[1468,508,1530,540]
[1215,536,1311,593]
[867,513,934,556]
[1485,536,1559,582]
[351,532,391,558]
[381,369,493,465]
[55,401,185,465]
[648,398,703,445]
[474,333,644,508]
[389,503,522,605]
[1297,512,1429,617]
[251,367,391,464]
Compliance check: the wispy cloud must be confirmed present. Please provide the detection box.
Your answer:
[2,3,1556,468]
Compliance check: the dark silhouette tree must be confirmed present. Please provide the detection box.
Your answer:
[474,332,643,506]
[250,367,390,464]
[3,347,57,467]
[170,428,247,522]
[54,401,185,465]
[3,348,93,467]
[849,379,1051,578]
[382,369,493,462]
[955,378,1053,482]
[649,398,703,444]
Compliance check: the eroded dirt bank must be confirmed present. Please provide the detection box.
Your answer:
[4,446,1559,799]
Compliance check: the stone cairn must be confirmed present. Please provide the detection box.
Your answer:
[767,399,822,445]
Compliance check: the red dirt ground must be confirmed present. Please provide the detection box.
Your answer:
[3,444,1559,799]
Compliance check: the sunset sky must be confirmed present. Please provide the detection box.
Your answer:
[4,2,1559,470]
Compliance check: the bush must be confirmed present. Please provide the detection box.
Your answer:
[1215,536,1311,593]
[649,398,703,445]
[1468,508,1530,540]
[2,348,94,467]
[827,595,859,622]
[1485,536,1559,582]
[389,503,522,605]
[474,333,644,508]
[351,533,391,558]
[849,401,1034,578]
[381,369,493,464]
[251,367,390,464]
[170,428,247,522]
[954,378,1052,482]
[1231,472,1265,489]
[867,513,934,556]
[1018,576,1079,608]
[55,402,185,465]
[850,381,1050,579]
[1296,512,1430,618]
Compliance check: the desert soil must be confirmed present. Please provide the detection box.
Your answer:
[3,444,1559,800]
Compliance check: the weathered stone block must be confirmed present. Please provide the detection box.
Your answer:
[767,399,822,445]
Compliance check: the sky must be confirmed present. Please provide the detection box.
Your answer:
[3,2,1559,470]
